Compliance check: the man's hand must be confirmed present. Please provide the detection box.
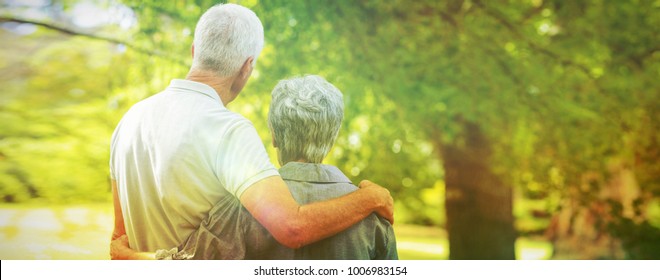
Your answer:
[358,180,394,225]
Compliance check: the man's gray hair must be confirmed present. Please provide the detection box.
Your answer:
[268,75,344,164]
[191,3,264,77]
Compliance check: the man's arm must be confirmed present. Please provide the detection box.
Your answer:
[240,176,393,249]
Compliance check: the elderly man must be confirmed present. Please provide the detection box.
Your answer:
[112,75,398,260]
[110,4,393,256]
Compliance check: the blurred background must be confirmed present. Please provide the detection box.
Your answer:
[0,0,658,260]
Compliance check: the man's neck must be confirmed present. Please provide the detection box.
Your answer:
[280,159,320,165]
[185,70,236,106]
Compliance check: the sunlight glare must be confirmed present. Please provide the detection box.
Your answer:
[18,209,62,231]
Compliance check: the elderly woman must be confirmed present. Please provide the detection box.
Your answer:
[112,75,397,260]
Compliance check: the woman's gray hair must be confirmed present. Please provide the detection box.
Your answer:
[191,3,264,77]
[268,75,344,164]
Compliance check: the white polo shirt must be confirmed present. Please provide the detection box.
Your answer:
[110,79,279,251]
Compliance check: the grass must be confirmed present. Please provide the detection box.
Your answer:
[394,224,448,260]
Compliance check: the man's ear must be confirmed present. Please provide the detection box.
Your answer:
[239,57,254,78]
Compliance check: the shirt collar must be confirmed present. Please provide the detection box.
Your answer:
[168,79,223,105]
[279,162,352,184]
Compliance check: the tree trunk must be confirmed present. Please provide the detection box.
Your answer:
[441,121,516,259]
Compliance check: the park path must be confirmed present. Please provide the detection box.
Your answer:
[0,205,113,259]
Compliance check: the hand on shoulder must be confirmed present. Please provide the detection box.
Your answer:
[358,180,394,225]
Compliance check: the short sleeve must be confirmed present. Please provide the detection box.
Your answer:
[215,120,279,198]
[375,218,399,260]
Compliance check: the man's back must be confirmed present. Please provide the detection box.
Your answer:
[110,79,278,251]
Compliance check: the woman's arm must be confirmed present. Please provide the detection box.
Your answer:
[111,180,152,260]
[110,235,155,260]
[111,179,125,241]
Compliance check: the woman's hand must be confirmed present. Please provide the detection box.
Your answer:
[110,234,131,260]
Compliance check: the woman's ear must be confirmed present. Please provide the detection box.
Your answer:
[270,126,278,148]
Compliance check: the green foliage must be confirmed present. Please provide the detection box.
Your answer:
[607,199,660,259]
[0,31,117,203]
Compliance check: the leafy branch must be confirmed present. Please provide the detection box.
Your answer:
[0,16,188,67]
